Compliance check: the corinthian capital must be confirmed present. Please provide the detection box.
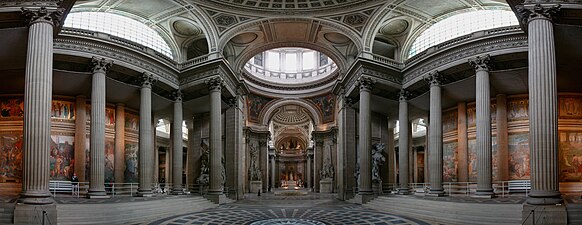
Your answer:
[90,57,113,74]
[139,72,157,88]
[356,76,375,91]
[21,7,64,27]
[173,89,182,102]
[398,89,410,102]
[206,77,223,92]
[517,4,560,24]
[424,71,443,87]
[468,55,491,72]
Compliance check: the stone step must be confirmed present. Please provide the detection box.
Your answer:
[567,204,582,225]
[0,202,15,225]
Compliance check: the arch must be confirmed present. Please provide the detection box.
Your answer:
[259,99,322,127]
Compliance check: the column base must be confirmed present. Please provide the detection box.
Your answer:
[136,188,155,197]
[527,190,563,205]
[522,204,566,225]
[170,187,187,195]
[426,189,447,197]
[472,189,495,198]
[205,193,228,204]
[397,188,410,195]
[87,194,111,199]
[87,189,109,199]
[353,193,376,204]
[18,192,53,205]
[14,203,56,225]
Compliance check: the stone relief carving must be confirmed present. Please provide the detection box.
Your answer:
[372,143,386,183]
[320,145,335,180]
[249,143,262,181]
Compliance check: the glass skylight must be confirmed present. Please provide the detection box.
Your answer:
[408,10,519,58]
[64,12,174,58]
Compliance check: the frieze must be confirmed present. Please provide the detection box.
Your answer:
[559,95,582,119]
[179,68,219,85]
[0,0,60,7]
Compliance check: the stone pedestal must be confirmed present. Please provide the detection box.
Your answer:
[14,204,57,225]
[522,204,567,225]
[353,193,375,204]
[372,182,382,195]
[250,181,262,194]
[320,179,332,193]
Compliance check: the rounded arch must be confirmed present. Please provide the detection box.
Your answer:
[183,3,220,53]
[259,99,322,127]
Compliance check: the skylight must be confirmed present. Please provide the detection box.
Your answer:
[64,12,174,59]
[408,10,519,58]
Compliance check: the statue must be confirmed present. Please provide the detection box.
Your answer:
[372,143,386,183]
[197,140,210,185]
[249,144,262,181]
[354,162,360,187]
[320,145,335,180]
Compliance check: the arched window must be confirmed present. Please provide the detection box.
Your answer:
[408,10,519,58]
[64,12,173,58]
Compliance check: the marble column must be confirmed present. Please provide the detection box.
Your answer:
[398,89,410,194]
[171,90,184,194]
[470,55,495,197]
[88,57,113,198]
[457,102,469,182]
[137,73,156,196]
[114,103,125,184]
[206,77,226,203]
[357,76,375,199]
[75,95,87,182]
[19,7,63,205]
[519,4,562,205]
[496,94,509,181]
[424,71,445,196]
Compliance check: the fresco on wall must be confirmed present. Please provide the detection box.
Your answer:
[0,97,24,118]
[85,138,90,180]
[559,96,582,119]
[0,133,23,181]
[105,139,114,183]
[51,100,75,120]
[105,108,115,126]
[125,113,139,131]
[467,106,476,127]
[491,136,498,181]
[508,133,530,180]
[468,139,477,181]
[50,135,74,180]
[309,94,336,123]
[507,98,529,121]
[559,131,582,182]
[443,142,458,182]
[442,110,457,133]
[247,94,272,122]
[124,142,138,183]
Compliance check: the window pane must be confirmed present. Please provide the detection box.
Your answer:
[285,53,297,72]
[302,52,315,70]
[266,51,280,71]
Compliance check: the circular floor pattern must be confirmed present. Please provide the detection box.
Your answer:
[147,200,430,225]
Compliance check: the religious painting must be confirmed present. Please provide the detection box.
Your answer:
[443,142,458,182]
[0,97,24,118]
[508,133,530,180]
[104,138,115,183]
[467,106,476,127]
[507,98,529,121]
[491,136,498,181]
[468,139,477,181]
[124,142,138,183]
[417,152,425,183]
[125,113,139,131]
[559,96,582,119]
[85,138,90,180]
[50,135,74,180]
[442,110,457,133]
[490,103,497,123]
[105,107,115,126]
[559,131,582,182]
[309,94,336,123]
[0,133,23,182]
[247,94,272,122]
[51,100,75,120]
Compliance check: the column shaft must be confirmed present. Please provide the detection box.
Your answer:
[88,59,108,197]
[138,74,155,196]
[75,96,87,182]
[186,119,195,189]
[398,93,410,194]
[427,74,445,195]
[114,104,125,184]
[474,59,494,197]
[208,83,223,195]
[171,92,184,194]
[358,86,372,194]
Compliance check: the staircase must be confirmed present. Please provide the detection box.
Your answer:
[365,195,522,225]
[56,196,217,225]
[567,203,582,225]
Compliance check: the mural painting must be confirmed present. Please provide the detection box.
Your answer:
[309,94,336,123]
[105,108,115,126]
[507,98,529,121]
[247,94,272,122]
[105,138,115,183]
[124,142,139,183]
[559,96,582,119]
[491,136,498,181]
[508,133,530,180]
[51,100,75,120]
[0,97,24,118]
[125,113,139,131]
[559,131,582,182]
[467,106,476,127]
[468,139,477,181]
[50,135,74,180]
[442,110,457,133]
[0,133,23,182]
[85,138,90,180]
[443,142,458,182]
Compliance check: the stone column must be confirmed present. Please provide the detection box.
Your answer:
[171,90,184,194]
[457,102,469,182]
[206,77,226,203]
[386,120,396,184]
[186,119,195,189]
[75,96,87,182]
[88,57,113,198]
[137,73,156,196]
[270,155,275,191]
[356,76,375,202]
[470,55,495,197]
[19,6,63,206]
[496,94,509,181]
[225,96,245,199]
[519,4,562,205]
[114,103,125,184]
[306,154,312,189]
[398,89,410,194]
[424,71,445,196]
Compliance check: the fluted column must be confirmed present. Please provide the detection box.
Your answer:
[185,119,195,189]
[496,94,509,181]
[19,7,63,205]
[137,73,156,196]
[398,89,410,195]
[170,90,184,194]
[206,77,226,203]
[357,76,375,197]
[88,57,113,198]
[75,95,87,182]
[424,71,445,196]
[114,103,125,184]
[519,4,562,205]
[470,55,495,197]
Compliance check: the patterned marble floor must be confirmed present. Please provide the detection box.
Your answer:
[143,198,432,225]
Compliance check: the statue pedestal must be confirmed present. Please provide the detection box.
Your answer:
[250,180,262,194]
[372,182,382,194]
[320,179,332,193]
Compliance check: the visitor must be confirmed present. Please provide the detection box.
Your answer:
[71,173,79,196]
